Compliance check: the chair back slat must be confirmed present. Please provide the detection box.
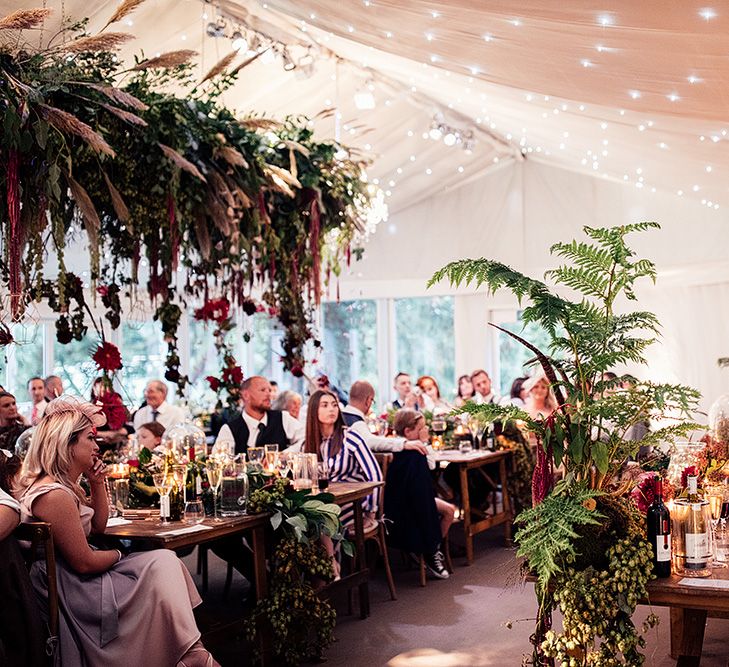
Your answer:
[13,521,59,639]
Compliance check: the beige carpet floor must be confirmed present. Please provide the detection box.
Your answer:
[184,530,728,666]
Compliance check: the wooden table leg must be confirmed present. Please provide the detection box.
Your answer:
[251,524,268,600]
[352,499,370,618]
[250,525,271,667]
[670,607,707,666]
[460,464,473,565]
[499,457,512,545]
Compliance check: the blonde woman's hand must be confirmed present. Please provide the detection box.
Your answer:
[87,457,107,487]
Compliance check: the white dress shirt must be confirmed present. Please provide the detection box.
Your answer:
[341,405,406,453]
[215,409,305,454]
[133,400,186,431]
[473,391,501,406]
[24,399,47,426]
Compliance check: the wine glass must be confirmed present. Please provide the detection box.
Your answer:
[205,459,223,522]
[183,499,206,525]
[264,444,279,471]
[467,417,480,449]
[247,446,265,469]
[431,417,446,444]
[707,485,728,568]
[152,473,172,525]
[277,451,293,478]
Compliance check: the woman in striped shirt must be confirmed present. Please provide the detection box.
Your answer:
[303,390,382,530]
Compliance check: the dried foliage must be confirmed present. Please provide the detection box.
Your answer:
[64,32,133,53]
[131,49,197,70]
[99,102,148,126]
[200,51,237,83]
[101,0,148,31]
[0,8,51,31]
[83,83,148,110]
[38,104,116,157]
[158,143,207,182]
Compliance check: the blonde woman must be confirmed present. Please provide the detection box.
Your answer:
[15,396,217,667]
[523,373,558,421]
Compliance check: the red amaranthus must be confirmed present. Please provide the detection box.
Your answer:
[194,297,230,325]
[92,342,123,372]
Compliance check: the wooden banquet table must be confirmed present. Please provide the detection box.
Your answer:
[431,449,513,565]
[645,568,729,666]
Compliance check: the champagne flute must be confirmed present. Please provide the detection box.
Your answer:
[152,473,172,526]
[707,486,727,568]
[205,459,223,522]
[264,444,279,471]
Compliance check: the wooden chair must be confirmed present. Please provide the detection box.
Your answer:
[196,544,235,599]
[368,453,397,601]
[14,521,60,658]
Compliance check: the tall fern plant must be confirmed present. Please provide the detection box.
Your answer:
[430,222,699,488]
[430,223,700,666]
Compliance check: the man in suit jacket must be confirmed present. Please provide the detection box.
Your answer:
[214,376,304,455]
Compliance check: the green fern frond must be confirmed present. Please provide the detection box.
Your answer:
[515,489,604,588]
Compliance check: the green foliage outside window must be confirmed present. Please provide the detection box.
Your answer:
[322,300,377,393]
[395,296,455,393]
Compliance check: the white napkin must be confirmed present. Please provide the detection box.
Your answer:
[156,524,213,537]
[107,517,132,527]
[678,577,729,589]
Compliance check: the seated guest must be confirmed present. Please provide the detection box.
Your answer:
[303,390,382,530]
[136,421,165,450]
[215,376,304,456]
[272,390,303,420]
[392,410,455,578]
[343,381,428,456]
[0,449,45,666]
[524,373,557,420]
[471,369,500,405]
[501,376,528,407]
[43,375,63,402]
[416,375,452,413]
[388,372,424,411]
[16,396,217,667]
[91,378,129,446]
[454,374,475,407]
[269,380,279,403]
[132,380,185,431]
[24,377,48,426]
[0,392,29,452]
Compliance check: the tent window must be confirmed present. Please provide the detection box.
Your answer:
[322,299,378,394]
[394,296,455,392]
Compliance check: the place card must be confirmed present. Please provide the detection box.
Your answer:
[107,517,132,527]
[156,524,214,537]
[678,577,729,589]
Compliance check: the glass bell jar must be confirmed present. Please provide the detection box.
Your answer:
[708,393,729,444]
[160,421,207,461]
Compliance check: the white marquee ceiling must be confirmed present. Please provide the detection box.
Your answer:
[5,0,729,214]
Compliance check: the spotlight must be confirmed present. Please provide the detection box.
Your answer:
[428,127,442,140]
[295,47,316,78]
[354,82,376,109]
[206,17,226,38]
[281,47,296,71]
[231,30,248,51]
[443,132,457,146]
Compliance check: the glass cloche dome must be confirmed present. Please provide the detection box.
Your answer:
[160,421,207,460]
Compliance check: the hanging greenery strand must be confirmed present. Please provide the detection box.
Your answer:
[0,8,384,390]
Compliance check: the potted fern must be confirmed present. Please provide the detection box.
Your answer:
[430,223,700,666]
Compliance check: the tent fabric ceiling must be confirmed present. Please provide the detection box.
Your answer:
[5,0,729,213]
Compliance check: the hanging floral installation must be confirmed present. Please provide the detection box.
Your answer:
[0,4,384,391]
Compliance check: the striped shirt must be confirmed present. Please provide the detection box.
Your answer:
[320,429,383,528]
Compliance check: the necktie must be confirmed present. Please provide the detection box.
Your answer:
[31,405,38,425]
[255,422,265,446]
[151,409,159,422]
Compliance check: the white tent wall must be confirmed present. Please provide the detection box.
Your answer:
[336,159,729,413]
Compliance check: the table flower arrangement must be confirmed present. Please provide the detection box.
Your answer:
[430,223,700,666]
